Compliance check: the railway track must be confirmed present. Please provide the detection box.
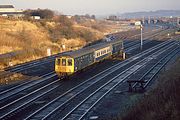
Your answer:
[0,76,61,120]
[0,30,170,97]
[128,26,162,39]
[0,55,57,79]
[0,28,178,119]
[0,27,170,88]
[20,40,177,120]
[0,33,163,87]
[68,43,179,120]
[0,38,155,108]
[125,28,174,53]
[4,53,58,72]
[131,45,180,90]
[0,40,178,119]
[0,72,57,105]
[61,46,180,120]
[0,39,149,94]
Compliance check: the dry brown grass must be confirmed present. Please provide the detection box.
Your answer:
[119,58,180,120]
[0,19,60,69]
[0,72,31,85]
[0,32,23,53]
[0,17,131,69]
[57,38,86,51]
[73,25,104,42]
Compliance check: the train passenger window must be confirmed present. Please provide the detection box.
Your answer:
[57,59,61,65]
[62,59,66,66]
[68,59,72,66]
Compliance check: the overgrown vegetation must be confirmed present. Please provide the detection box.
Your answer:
[0,72,31,85]
[24,9,54,19]
[119,58,180,120]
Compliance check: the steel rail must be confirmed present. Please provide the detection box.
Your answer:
[0,78,61,119]
[62,41,176,120]
[0,73,57,102]
[25,40,175,120]
[132,45,180,88]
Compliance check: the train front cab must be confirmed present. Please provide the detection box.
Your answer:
[55,56,74,76]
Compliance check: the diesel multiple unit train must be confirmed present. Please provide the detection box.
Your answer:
[55,39,123,76]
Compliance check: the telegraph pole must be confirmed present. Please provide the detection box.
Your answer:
[122,40,124,50]
[140,24,143,50]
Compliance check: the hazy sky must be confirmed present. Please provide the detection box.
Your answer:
[0,0,179,15]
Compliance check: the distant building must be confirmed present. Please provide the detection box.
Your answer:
[107,15,119,21]
[31,16,41,20]
[135,21,142,26]
[130,20,142,26]
[178,17,180,26]
[66,15,72,19]
[0,5,24,17]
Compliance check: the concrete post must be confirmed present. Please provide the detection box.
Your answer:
[123,52,126,60]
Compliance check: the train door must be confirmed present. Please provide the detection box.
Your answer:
[55,58,61,73]
[55,57,74,75]
[66,58,74,74]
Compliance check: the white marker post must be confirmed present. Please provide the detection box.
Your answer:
[121,41,126,60]
[47,48,51,56]
[122,41,124,50]
[123,52,126,60]
[62,44,66,52]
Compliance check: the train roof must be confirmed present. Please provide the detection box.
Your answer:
[63,47,94,58]
[107,39,123,44]
[60,39,122,58]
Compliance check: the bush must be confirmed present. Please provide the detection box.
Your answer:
[77,29,95,42]
[55,15,73,27]
[24,9,54,19]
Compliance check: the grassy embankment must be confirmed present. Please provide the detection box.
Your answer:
[0,11,136,70]
[120,58,180,120]
[0,17,109,69]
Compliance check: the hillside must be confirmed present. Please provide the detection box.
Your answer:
[0,18,54,68]
[120,10,180,18]
[0,17,132,69]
